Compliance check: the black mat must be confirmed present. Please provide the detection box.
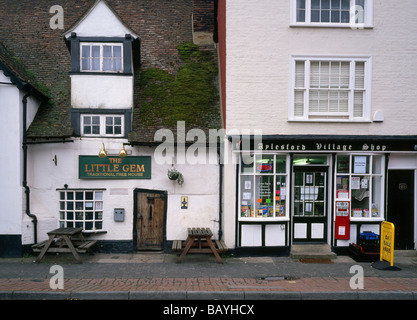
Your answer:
[371,260,401,271]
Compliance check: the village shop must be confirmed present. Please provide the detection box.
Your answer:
[229,135,417,254]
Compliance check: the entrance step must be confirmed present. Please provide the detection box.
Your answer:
[394,250,417,257]
[290,244,337,260]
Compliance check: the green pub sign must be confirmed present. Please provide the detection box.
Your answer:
[79,156,151,179]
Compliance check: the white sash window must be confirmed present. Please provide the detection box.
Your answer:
[290,56,371,122]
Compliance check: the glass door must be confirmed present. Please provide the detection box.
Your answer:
[292,166,328,243]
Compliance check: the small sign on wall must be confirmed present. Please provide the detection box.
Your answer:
[181,196,188,209]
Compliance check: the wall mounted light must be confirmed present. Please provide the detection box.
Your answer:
[98,143,129,158]
[119,145,127,157]
[98,143,108,158]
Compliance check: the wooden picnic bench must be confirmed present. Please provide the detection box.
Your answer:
[32,227,97,264]
[173,227,227,264]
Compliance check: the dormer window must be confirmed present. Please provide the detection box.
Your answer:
[67,35,135,75]
[81,43,123,72]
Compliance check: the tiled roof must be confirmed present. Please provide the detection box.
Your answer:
[0,42,43,95]
[0,0,221,142]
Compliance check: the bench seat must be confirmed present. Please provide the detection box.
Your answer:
[172,240,183,252]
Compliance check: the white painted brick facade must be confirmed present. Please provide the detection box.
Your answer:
[225,0,417,136]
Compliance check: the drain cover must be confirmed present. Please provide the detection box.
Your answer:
[260,276,298,281]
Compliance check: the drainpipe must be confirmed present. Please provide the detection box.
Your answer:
[217,145,223,240]
[22,90,37,244]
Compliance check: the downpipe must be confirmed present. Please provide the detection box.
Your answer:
[22,91,37,244]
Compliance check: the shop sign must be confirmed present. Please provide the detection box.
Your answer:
[380,221,395,266]
[257,142,390,152]
[79,156,151,179]
[233,135,417,152]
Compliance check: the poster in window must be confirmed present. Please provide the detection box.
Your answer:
[351,177,360,189]
[242,192,251,200]
[353,156,367,174]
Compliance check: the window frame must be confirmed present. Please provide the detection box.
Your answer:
[334,154,385,221]
[80,42,124,73]
[81,114,124,137]
[290,0,373,28]
[59,190,105,232]
[289,55,372,122]
[239,153,291,221]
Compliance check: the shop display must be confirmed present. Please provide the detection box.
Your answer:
[239,154,288,219]
[335,155,384,220]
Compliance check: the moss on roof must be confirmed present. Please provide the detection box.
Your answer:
[132,42,219,133]
[0,1,221,141]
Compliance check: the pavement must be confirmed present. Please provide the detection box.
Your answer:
[0,250,417,301]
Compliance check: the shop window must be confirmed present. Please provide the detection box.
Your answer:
[290,56,371,122]
[335,155,384,219]
[240,154,289,220]
[291,0,373,28]
[59,190,104,231]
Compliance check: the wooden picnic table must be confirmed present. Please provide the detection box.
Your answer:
[32,227,97,264]
[173,228,227,264]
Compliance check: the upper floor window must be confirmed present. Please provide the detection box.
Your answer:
[291,0,373,28]
[81,114,124,137]
[81,43,123,72]
[289,56,371,122]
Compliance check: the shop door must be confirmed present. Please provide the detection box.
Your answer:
[292,167,328,243]
[387,170,414,250]
[134,189,166,251]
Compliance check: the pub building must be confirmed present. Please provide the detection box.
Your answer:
[0,0,222,257]
[225,134,417,255]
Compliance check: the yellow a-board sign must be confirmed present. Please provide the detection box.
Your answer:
[380,221,395,266]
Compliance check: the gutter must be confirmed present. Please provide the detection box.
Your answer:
[22,90,38,244]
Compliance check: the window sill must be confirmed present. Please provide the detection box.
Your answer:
[81,135,126,138]
[70,72,133,76]
[82,230,107,235]
[239,217,290,222]
[288,119,372,123]
[350,217,384,222]
[290,24,373,29]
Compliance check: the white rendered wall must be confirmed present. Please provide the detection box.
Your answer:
[25,139,220,244]
[64,0,138,38]
[0,72,22,235]
[71,75,133,109]
[0,70,40,239]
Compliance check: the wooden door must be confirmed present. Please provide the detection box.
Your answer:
[135,190,166,250]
